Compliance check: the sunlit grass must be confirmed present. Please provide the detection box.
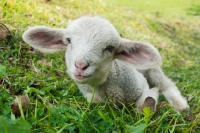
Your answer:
[104,0,200,16]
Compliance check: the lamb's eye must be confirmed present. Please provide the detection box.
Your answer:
[66,38,71,44]
[104,46,115,53]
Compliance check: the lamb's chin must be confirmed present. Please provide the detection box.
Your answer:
[74,75,91,80]
[73,75,91,84]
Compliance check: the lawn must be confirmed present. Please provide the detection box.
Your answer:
[0,0,200,132]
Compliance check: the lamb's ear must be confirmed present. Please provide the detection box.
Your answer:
[22,26,68,53]
[115,38,162,69]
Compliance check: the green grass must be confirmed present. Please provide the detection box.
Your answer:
[105,0,200,16]
[0,0,200,132]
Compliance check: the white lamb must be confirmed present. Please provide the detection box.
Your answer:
[22,16,189,113]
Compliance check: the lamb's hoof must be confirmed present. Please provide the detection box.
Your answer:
[179,107,191,115]
[142,97,156,112]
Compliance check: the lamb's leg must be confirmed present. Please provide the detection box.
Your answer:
[140,67,190,113]
[77,84,104,103]
[85,93,102,103]
[136,87,159,112]
[142,87,159,112]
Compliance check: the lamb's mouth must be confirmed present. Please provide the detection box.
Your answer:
[74,74,91,80]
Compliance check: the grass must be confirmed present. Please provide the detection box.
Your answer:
[0,0,200,132]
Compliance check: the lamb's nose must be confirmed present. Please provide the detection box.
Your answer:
[75,61,89,70]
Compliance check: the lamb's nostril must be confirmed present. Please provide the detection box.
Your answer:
[82,65,89,70]
[75,61,89,70]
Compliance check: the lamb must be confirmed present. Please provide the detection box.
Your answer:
[22,16,189,113]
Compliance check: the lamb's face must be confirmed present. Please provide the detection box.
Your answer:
[65,17,121,85]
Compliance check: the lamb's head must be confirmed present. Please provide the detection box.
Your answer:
[64,17,121,85]
[22,16,162,85]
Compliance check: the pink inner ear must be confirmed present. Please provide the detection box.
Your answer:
[30,32,65,49]
[137,50,152,60]
[118,48,153,64]
[32,32,50,40]
[118,51,139,64]
[47,40,65,49]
